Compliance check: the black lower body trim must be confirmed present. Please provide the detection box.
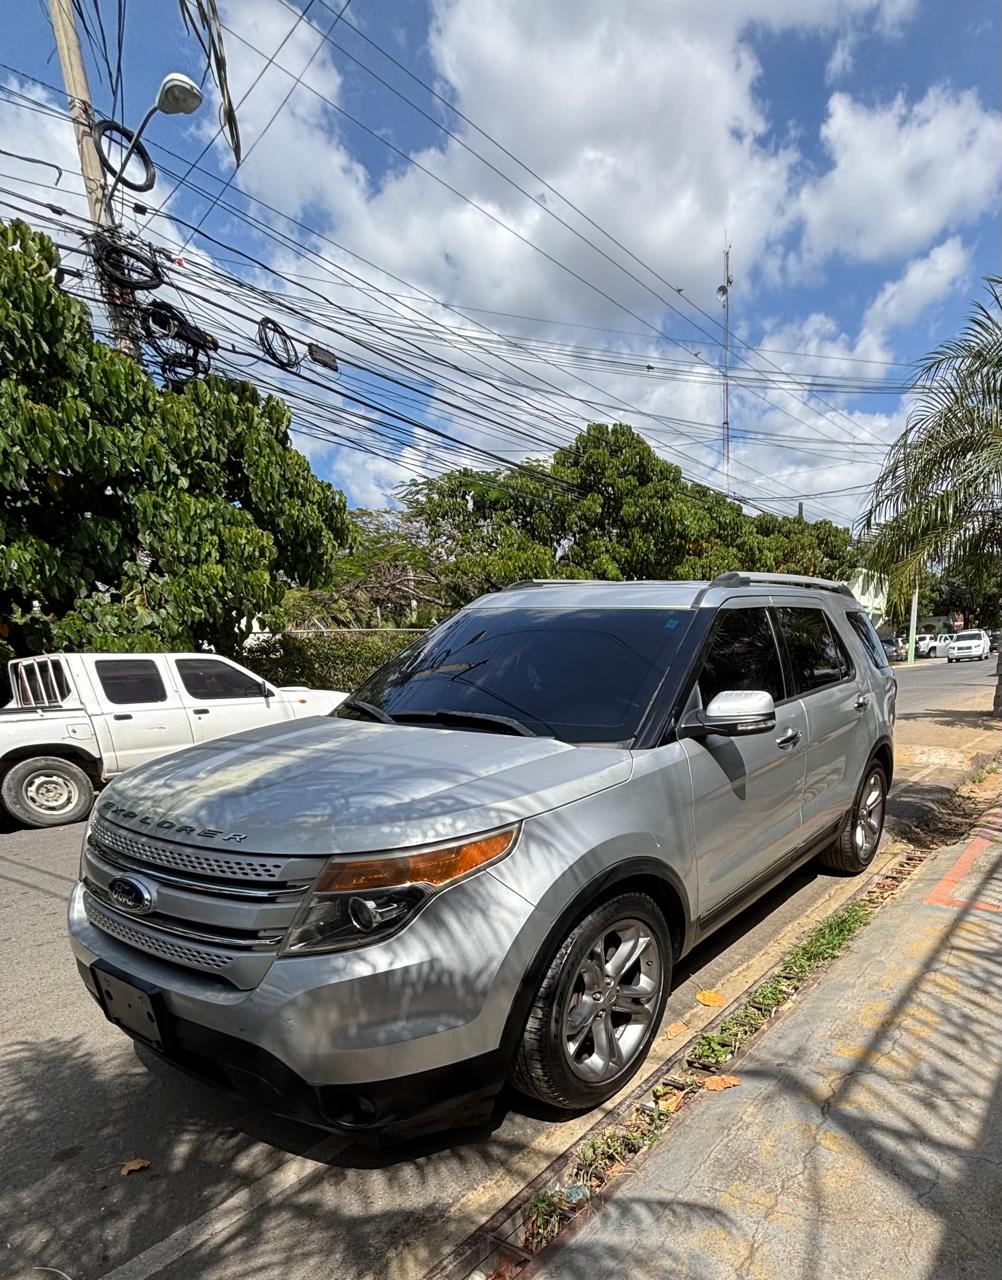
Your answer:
[80,960,508,1144]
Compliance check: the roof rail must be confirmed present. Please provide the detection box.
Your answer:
[708,571,856,598]
[501,579,590,590]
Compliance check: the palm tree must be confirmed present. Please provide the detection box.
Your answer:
[860,277,1002,716]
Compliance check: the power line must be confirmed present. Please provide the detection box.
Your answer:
[261,0,901,449]
[176,0,354,255]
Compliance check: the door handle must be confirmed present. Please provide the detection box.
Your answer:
[193,708,210,716]
[854,695,870,711]
[113,713,133,721]
[776,727,802,750]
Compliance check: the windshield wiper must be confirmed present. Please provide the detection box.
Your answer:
[390,708,545,737]
[335,698,396,725]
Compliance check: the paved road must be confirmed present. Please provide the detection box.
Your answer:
[0,658,997,1280]
[893,651,998,718]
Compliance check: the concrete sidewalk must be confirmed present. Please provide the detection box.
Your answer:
[531,810,1002,1280]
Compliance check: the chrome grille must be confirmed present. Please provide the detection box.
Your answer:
[82,818,320,986]
[84,895,233,973]
[90,816,285,882]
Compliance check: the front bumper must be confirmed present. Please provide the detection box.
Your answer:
[76,956,506,1139]
[68,866,543,1136]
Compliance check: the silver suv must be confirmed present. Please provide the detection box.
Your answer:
[68,573,895,1140]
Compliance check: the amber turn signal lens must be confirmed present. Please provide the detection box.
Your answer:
[314,828,517,894]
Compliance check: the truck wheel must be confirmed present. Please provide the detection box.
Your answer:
[511,892,671,1111]
[821,762,887,875]
[1,756,94,828]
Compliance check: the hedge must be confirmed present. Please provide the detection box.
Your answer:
[244,629,422,693]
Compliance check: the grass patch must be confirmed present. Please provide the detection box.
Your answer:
[782,900,872,977]
[688,900,872,1068]
[522,1189,571,1250]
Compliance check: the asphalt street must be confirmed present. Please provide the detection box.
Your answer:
[0,657,997,1280]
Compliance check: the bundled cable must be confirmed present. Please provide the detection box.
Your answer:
[257,315,299,370]
[92,119,156,192]
[142,299,218,357]
[161,347,211,387]
[93,233,163,291]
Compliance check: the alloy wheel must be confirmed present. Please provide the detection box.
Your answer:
[561,917,664,1083]
[853,769,885,859]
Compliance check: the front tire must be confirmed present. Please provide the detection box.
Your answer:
[821,762,887,875]
[1,756,94,828]
[511,892,671,1111]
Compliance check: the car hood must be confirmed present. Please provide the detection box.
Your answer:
[98,717,633,855]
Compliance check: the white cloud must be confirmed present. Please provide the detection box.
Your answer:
[862,235,971,338]
[826,35,856,82]
[797,87,1001,265]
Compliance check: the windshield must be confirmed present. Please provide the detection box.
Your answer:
[956,631,981,640]
[339,606,695,744]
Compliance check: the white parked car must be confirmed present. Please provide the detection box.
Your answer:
[915,634,936,657]
[1,652,346,827]
[946,630,991,663]
[926,632,957,658]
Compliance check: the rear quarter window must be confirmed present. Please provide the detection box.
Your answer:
[95,659,167,705]
[777,606,852,693]
[845,611,890,671]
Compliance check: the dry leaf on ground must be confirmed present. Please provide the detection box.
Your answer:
[696,990,726,1007]
[120,1157,151,1176]
[704,1075,741,1092]
[663,1020,689,1039]
[657,1091,686,1114]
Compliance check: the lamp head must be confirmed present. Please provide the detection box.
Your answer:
[156,73,203,116]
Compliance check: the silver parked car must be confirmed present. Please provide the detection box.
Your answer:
[68,573,895,1140]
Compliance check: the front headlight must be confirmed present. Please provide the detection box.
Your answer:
[283,825,520,954]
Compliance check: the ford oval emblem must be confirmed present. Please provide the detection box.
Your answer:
[108,876,155,915]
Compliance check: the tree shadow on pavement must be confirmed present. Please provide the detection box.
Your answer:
[0,1026,538,1280]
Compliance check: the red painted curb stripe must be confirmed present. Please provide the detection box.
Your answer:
[924,820,1002,913]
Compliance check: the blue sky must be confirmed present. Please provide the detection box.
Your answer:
[3,0,1000,523]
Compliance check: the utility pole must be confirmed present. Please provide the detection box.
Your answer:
[903,427,919,664]
[717,242,734,491]
[47,0,138,355]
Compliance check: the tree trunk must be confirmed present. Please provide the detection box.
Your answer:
[994,649,1002,719]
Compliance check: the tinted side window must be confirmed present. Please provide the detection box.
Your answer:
[845,611,888,670]
[778,608,846,693]
[175,659,265,700]
[698,608,785,705]
[95,659,167,705]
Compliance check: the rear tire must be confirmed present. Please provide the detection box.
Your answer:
[820,762,887,875]
[1,756,94,828]
[511,892,671,1111]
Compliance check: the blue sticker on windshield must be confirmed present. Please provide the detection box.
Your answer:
[665,618,679,629]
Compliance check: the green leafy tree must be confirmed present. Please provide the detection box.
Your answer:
[0,220,350,658]
[861,277,1002,714]
[402,422,856,602]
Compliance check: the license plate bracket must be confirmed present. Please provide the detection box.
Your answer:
[92,961,168,1051]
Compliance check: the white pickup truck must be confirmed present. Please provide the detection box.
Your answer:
[1,652,346,828]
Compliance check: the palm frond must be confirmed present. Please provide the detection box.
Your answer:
[860,276,1002,594]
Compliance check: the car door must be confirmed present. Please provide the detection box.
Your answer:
[172,656,295,743]
[680,603,808,926]
[774,603,872,844]
[91,657,194,773]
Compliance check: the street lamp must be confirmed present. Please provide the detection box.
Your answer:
[105,72,203,204]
